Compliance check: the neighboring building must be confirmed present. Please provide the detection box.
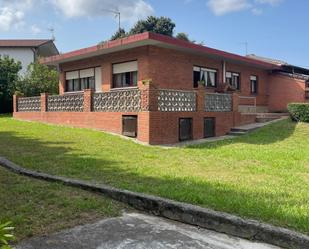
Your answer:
[0,39,59,74]
[13,32,309,144]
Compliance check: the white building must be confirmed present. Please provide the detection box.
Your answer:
[0,39,59,74]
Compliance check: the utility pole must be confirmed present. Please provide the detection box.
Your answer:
[101,9,121,32]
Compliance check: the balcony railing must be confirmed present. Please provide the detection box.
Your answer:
[205,93,232,112]
[47,93,84,112]
[17,96,41,112]
[92,89,141,112]
[158,89,196,112]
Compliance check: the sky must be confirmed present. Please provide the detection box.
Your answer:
[0,0,308,67]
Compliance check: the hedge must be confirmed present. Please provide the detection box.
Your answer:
[287,103,309,122]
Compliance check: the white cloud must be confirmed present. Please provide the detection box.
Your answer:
[0,0,33,31]
[50,0,154,23]
[207,0,283,16]
[207,0,251,16]
[30,24,42,34]
[255,0,283,6]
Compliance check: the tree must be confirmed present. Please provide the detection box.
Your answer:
[0,56,21,113]
[129,16,175,36]
[15,62,58,97]
[110,28,127,40]
[176,32,190,42]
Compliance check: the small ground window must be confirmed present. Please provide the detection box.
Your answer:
[179,118,193,141]
[250,75,258,94]
[226,72,240,90]
[122,115,138,138]
[204,118,215,138]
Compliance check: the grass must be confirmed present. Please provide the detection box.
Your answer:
[0,115,308,235]
[0,166,125,241]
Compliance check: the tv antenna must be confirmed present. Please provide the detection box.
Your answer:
[48,27,55,41]
[101,9,121,32]
[240,42,248,55]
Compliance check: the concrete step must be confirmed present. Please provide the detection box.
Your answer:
[255,117,278,123]
[227,131,248,136]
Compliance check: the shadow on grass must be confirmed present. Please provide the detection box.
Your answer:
[187,119,297,149]
[0,127,307,235]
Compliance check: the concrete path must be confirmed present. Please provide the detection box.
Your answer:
[16,212,280,249]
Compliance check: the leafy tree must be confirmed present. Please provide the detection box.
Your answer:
[110,28,127,40]
[176,32,190,42]
[129,16,175,36]
[0,56,21,113]
[15,62,59,97]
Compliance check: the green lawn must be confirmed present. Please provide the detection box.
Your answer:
[0,116,308,235]
[0,165,125,241]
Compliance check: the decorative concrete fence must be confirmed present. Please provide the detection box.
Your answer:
[205,93,232,112]
[92,89,142,112]
[17,96,41,112]
[47,93,84,112]
[157,89,196,112]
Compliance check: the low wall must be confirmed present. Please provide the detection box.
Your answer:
[13,111,150,144]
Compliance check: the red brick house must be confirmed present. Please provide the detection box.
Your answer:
[13,32,309,144]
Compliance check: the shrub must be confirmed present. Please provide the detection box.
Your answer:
[287,103,309,122]
[0,222,14,249]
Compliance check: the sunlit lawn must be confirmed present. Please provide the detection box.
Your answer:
[0,115,308,235]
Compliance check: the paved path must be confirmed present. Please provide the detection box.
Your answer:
[16,212,280,249]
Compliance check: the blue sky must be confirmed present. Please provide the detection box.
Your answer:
[0,0,308,67]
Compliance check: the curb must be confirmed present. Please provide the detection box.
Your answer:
[1,157,308,249]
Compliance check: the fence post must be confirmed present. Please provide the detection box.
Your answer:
[41,93,48,112]
[197,84,205,112]
[232,93,239,112]
[13,94,18,113]
[83,89,93,112]
[139,82,157,111]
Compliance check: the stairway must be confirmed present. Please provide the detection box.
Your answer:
[228,113,289,136]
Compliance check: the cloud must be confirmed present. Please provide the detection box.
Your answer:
[207,0,251,16]
[207,0,283,16]
[0,0,33,31]
[50,0,154,23]
[30,24,42,34]
[255,0,283,6]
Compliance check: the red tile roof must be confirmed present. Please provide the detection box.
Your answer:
[0,39,52,47]
[41,32,280,70]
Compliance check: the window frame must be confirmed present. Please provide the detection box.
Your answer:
[226,71,241,90]
[250,75,258,94]
[112,61,138,89]
[193,66,218,88]
[64,67,98,93]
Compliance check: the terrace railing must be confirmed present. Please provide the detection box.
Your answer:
[204,93,232,112]
[17,96,41,112]
[47,93,84,112]
[157,89,196,112]
[92,89,142,112]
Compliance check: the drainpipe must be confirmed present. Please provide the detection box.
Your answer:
[222,60,226,83]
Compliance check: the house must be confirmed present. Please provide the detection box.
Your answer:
[13,32,309,144]
[0,39,59,74]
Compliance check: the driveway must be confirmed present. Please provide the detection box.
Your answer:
[16,212,280,249]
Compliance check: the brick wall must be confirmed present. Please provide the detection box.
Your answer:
[268,74,308,112]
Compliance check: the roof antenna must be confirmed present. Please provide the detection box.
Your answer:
[240,42,248,55]
[101,9,121,32]
[48,27,55,41]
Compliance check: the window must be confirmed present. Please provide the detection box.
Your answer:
[113,61,138,88]
[65,68,98,92]
[226,72,240,90]
[193,66,217,88]
[250,75,258,94]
